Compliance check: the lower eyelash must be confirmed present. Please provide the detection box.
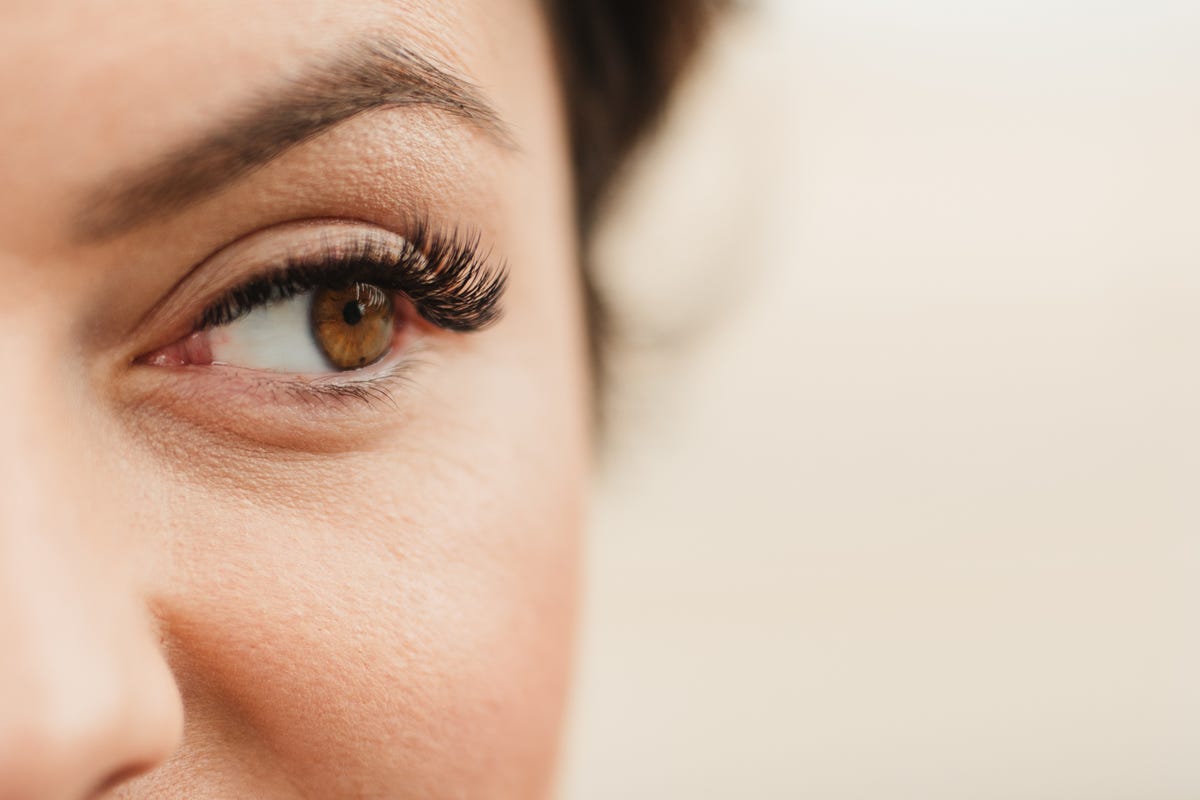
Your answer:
[282,374,400,409]
[274,356,428,410]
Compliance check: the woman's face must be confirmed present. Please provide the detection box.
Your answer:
[0,1,589,796]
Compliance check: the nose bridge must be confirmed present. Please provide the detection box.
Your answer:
[0,314,184,797]
[0,315,88,553]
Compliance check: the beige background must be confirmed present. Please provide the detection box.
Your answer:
[558,2,1199,798]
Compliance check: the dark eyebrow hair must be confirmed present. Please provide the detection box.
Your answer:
[75,38,514,242]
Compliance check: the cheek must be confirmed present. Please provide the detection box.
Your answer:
[111,2,589,792]
[149,423,585,796]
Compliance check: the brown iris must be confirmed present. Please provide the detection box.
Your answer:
[311,284,395,369]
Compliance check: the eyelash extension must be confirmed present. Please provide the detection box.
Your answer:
[197,220,508,333]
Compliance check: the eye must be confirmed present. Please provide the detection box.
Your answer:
[137,221,507,383]
[197,282,398,373]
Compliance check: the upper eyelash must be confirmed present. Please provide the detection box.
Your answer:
[197,220,508,333]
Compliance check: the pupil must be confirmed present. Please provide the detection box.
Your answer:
[342,301,364,326]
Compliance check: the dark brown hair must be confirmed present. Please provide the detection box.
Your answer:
[542,1,726,385]
[544,0,725,234]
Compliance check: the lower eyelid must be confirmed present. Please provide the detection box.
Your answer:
[123,353,428,453]
[126,352,424,438]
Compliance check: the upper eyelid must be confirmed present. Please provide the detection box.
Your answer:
[194,234,424,329]
[133,219,391,338]
[199,222,506,333]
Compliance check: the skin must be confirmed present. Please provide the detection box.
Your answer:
[0,1,589,797]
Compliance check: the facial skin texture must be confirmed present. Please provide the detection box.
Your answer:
[0,1,589,797]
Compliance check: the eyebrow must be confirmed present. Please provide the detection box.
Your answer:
[75,37,514,242]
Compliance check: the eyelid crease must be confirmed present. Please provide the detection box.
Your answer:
[198,218,508,335]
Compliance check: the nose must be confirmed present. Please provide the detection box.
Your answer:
[0,343,184,799]
[0,543,184,799]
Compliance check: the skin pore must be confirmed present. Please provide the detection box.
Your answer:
[0,1,589,797]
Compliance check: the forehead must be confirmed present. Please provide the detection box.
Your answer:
[0,0,539,247]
